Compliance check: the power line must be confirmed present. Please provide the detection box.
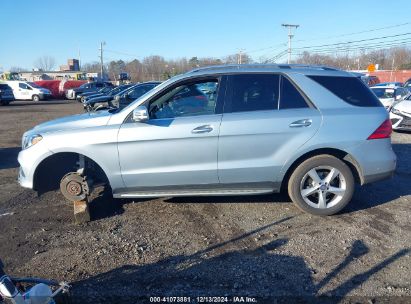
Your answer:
[295,38,411,54]
[294,22,410,43]
[241,22,410,57]
[293,32,411,50]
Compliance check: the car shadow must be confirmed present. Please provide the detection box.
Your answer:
[6,100,72,106]
[0,147,20,170]
[70,218,410,303]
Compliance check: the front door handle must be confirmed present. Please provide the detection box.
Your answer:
[289,119,312,128]
[192,125,213,134]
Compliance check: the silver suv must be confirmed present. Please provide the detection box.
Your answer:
[18,65,396,216]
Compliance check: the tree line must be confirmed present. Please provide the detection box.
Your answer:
[8,47,411,82]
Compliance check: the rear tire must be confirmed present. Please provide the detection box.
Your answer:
[288,155,354,216]
[32,95,40,102]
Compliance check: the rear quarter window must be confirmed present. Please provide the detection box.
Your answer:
[308,75,382,107]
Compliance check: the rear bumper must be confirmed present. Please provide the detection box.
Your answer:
[0,95,15,101]
[363,170,395,184]
[345,138,396,185]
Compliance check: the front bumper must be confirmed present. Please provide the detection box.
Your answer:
[39,93,52,100]
[390,111,411,131]
[17,144,53,190]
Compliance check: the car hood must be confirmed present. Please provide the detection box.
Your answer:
[29,111,112,135]
[85,95,111,104]
[394,99,411,114]
[379,98,394,107]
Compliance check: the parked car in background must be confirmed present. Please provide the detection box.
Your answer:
[0,83,15,105]
[390,95,411,131]
[65,81,114,100]
[76,86,114,103]
[83,84,135,111]
[6,81,51,101]
[370,85,409,109]
[18,64,396,216]
[84,81,161,111]
[108,81,161,110]
[374,82,404,87]
[351,72,380,87]
[363,75,380,87]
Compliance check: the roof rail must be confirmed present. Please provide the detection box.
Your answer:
[187,64,340,73]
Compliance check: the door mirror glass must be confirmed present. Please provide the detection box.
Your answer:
[395,94,402,100]
[132,105,149,122]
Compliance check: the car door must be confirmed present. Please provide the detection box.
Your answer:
[18,83,30,100]
[218,74,321,190]
[117,77,224,192]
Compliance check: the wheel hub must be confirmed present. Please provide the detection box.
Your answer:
[66,180,83,196]
[60,172,90,202]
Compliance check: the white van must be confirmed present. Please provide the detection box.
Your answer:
[6,81,52,101]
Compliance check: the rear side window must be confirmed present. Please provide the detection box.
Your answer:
[227,74,279,112]
[0,84,10,90]
[308,76,382,107]
[279,76,309,109]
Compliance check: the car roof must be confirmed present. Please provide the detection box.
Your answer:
[370,85,401,89]
[183,64,353,78]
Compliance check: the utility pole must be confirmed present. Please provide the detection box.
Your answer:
[99,42,106,80]
[238,49,245,64]
[282,24,299,64]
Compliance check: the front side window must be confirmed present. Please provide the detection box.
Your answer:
[19,83,29,90]
[149,80,218,119]
[226,74,279,113]
[129,85,155,100]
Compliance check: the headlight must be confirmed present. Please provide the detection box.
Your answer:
[391,107,401,115]
[24,134,43,149]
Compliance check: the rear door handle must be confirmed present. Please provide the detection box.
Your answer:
[192,125,213,134]
[289,119,312,128]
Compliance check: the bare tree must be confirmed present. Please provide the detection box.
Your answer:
[9,66,26,72]
[34,56,56,71]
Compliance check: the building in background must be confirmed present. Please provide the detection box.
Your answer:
[59,59,80,72]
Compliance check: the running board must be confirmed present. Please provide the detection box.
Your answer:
[113,188,274,198]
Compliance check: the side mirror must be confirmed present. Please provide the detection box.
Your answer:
[132,106,149,122]
[395,95,402,100]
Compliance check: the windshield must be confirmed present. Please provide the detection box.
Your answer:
[28,82,42,89]
[371,88,395,99]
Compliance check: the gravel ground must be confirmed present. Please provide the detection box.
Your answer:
[0,100,410,304]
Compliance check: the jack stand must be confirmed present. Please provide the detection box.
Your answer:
[73,199,90,224]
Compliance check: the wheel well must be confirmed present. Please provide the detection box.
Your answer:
[280,148,363,192]
[33,152,109,194]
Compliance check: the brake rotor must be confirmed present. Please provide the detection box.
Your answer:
[60,172,90,202]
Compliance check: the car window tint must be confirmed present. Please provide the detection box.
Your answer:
[129,85,153,99]
[149,80,218,119]
[309,76,382,107]
[279,76,308,109]
[228,74,279,113]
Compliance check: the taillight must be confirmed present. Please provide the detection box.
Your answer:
[367,119,392,140]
